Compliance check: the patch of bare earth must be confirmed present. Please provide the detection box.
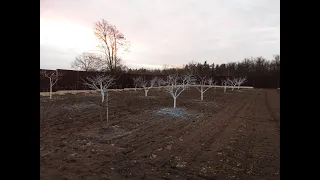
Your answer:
[40,88,280,180]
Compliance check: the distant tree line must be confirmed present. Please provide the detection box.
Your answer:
[68,19,280,89]
[126,55,280,78]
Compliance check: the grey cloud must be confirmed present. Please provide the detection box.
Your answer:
[40,44,79,70]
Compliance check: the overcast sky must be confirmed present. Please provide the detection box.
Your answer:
[40,0,280,70]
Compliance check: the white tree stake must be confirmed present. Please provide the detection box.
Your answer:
[83,74,114,126]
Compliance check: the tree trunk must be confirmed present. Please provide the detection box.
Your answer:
[99,106,103,125]
[106,91,109,127]
[49,85,52,99]
[200,86,204,100]
[145,89,148,96]
[173,97,177,108]
[101,90,105,104]
[49,78,52,99]
[237,85,240,90]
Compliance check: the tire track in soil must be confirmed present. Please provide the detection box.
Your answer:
[107,92,254,178]
[188,89,280,180]
[40,90,261,180]
[116,91,249,145]
[263,90,280,136]
[115,91,252,159]
[113,90,259,179]
[156,90,260,179]
[41,104,145,138]
[265,90,280,122]
[194,90,259,180]
[40,93,149,136]
[40,91,224,140]
[40,91,215,143]
[231,89,280,179]
[40,90,229,138]
[249,89,280,179]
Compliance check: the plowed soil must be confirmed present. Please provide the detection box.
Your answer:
[40,88,280,180]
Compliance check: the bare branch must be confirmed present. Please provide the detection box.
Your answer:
[94,19,130,72]
[225,77,239,91]
[156,77,167,89]
[207,78,214,86]
[195,76,206,92]
[140,77,157,96]
[40,70,63,99]
[194,76,214,100]
[40,70,63,86]
[221,80,228,93]
[82,74,115,126]
[71,52,105,71]
[83,74,115,93]
[234,77,247,89]
[226,77,237,87]
[132,76,143,90]
[165,73,195,108]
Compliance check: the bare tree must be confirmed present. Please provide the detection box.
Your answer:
[140,77,157,96]
[221,80,228,93]
[71,52,104,71]
[118,63,129,72]
[207,77,214,86]
[132,77,142,91]
[40,70,63,99]
[195,76,214,100]
[227,77,237,91]
[234,77,247,89]
[94,19,130,72]
[212,80,218,92]
[165,74,195,108]
[83,74,114,126]
[156,78,166,90]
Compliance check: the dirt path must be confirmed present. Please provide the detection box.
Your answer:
[185,89,280,180]
[40,89,280,180]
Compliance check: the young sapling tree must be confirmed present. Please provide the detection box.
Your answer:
[207,77,214,86]
[83,74,114,126]
[213,81,218,92]
[165,74,195,108]
[195,76,214,100]
[222,80,228,93]
[40,70,63,99]
[141,77,157,96]
[207,77,218,92]
[132,77,142,91]
[227,77,237,91]
[156,78,166,90]
[235,77,247,89]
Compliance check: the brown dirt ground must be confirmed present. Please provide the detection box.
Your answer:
[40,88,280,180]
